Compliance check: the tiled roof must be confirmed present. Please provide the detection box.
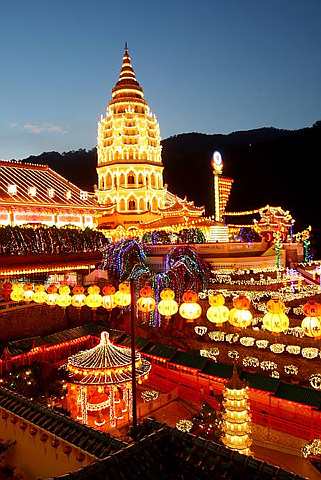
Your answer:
[0,386,125,458]
[48,420,304,479]
[0,160,99,210]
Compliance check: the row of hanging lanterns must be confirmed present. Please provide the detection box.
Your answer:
[5,282,321,337]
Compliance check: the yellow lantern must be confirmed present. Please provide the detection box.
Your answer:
[179,290,202,322]
[33,284,48,304]
[229,295,252,328]
[46,284,58,306]
[262,298,289,333]
[56,285,72,308]
[23,283,34,302]
[101,284,116,310]
[114,282,131,307]
[301,301,321,338]
[10,284,24,302]
[85,285,102,309]
[157,288,178,318]
[137,286,156,313]
[207,293,229,324]
[71,285,86,308]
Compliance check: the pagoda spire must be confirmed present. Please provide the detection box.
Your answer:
[110,44,146,108]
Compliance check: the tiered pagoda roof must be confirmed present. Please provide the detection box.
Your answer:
[67,331,151,385]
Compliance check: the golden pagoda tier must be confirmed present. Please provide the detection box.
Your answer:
[221,366,252,456]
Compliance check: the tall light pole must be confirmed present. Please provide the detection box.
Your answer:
[130,281,138,432]
[211,151,223,222]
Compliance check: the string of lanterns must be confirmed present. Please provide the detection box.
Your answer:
[5,281,321,336]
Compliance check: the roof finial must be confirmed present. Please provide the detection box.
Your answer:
[124,41,128,53]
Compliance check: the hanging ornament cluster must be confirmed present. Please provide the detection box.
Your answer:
[301,301,321,338]
[207,293,229,325]
[229,295,253,328]
[262,298,289,333]
[179,290,202,322]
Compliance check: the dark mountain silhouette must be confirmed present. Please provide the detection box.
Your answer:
[20,123,321,251]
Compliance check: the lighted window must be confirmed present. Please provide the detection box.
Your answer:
[28,186,37,197]
[66,190,72,200]
[7,184,17,195]
[80,191,88,200]
[48,188,55,198]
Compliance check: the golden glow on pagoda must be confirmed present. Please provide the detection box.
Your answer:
[221,367,252,456]
[97,44,166,217]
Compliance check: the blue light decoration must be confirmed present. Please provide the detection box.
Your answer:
[100,240,211,327]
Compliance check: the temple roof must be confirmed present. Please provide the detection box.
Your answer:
[48,419,304,480]
[0,160,100,210]
[110,44,146,107]
[67,331,151,385]
[0,386,125,458]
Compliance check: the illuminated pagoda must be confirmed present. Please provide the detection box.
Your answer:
[96,44,207,234]
[66,331,151,429]
[0,160,102,227]
[221,366,252,456]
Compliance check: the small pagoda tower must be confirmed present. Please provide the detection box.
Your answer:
[66,331,151,429]
[221,366,252,455]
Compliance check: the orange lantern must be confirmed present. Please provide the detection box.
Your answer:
[207,293,229,324]
[137,286,156,314]
[229,295,252,328]
[114,282,131,307]
[263,298,289,333]
[179,290,202,322]
[23,283,34,302]
[71,285,86,308]
[85,285,102,309]
[301,301,321,338]
[101,284,116,310]
[56,285,72,308]
[46,284,58,306]
[33,284,48,304]
[157,288,178,318]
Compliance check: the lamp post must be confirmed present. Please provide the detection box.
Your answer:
[130,280,138,432]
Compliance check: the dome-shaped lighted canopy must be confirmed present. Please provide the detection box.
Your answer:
[67,331,151,385]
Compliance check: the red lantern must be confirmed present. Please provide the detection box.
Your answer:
[30,427,37,436]
[76,453,86,462]
[182,290,198,303]
[20,422,27,430]
[303,301,321,317]
[102,284,116,296]
[233,295,250,310]
[11,416,18,424]
[40,433,48,442]
[2,412,8,420]
[72,285,85,295]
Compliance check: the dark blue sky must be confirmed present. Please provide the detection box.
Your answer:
[1,0,320,159]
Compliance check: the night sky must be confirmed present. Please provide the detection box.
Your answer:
[1,0,320,159]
